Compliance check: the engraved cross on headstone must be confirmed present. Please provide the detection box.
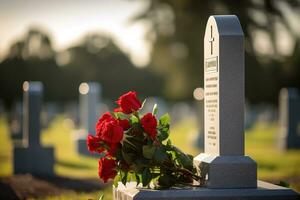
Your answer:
[209,26,215,55]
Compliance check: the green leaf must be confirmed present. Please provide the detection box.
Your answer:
[157,128,169,142]
[154,147,168,163]
[115,112,128,120]
[123,138,137,151]
[130,115,139,124]
[123,153,136,165]
[142,145,156,159]
[142,168,152,187]
[122,147,136,165]
[167,139,172,147]
[159,113,171,126]
[127,172,133,182]
[173,149,193,169]
[135,173,141,186]
[115,148,123,161]
[132,158,150,172]
[113,173,121,187]
[152,103,158,115]
[99,194,104,200]
[158,174,175,188]
[121,171,128,185]
[157,113,170,142]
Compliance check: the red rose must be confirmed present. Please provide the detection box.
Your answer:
[107,142,120,157]
[96,112,115,137]
[86,134,104,153]
[118,119,130,131]
[115,91,142,114]
[141,113,157,140]
[96,112,124,144]
[101,119,124,144]
[98,157,117,183]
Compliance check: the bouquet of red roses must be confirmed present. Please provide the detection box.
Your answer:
[87,91,200,188]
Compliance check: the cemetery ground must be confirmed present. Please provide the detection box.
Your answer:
[0,116,300,199]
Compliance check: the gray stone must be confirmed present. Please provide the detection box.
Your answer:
[278,88,300,150]
[13,81,54,175]
[113,181,299,200]
[193,15,257,189]
[76,82,101,156]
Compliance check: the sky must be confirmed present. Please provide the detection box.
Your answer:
[0,0,150,67]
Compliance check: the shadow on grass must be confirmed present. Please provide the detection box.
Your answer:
[258,163,277,170]
[56,160,94,170]
[36,174,104,192]
[0,174,107,200]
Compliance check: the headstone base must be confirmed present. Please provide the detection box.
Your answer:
[76,138,98,157]
[113,181,299,200]
[13,146,54,175]
[194,153,257,188]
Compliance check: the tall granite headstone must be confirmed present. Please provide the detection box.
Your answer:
[193,15,257,189]
[76,82,101,155]
[113,15,299,200]
[277,88,300,150]
[13,81,54,175]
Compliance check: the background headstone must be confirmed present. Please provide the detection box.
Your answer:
[193,15,257,189]
[277,88,300,150]
[76,82,101,156]
[10,102,23,141]
[192,87,204,149]
[41,102,60,128]
[13,81,54,175]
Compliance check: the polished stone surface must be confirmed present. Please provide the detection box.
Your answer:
[113,181,299,200]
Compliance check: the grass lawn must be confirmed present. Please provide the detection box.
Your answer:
[0,115,300,199]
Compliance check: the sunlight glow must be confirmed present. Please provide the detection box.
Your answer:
[79,83,89,95]
[0,0,150,67]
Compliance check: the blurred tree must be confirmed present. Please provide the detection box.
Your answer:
[0,28,162,108]
[58,33,162,100]
[0,28,60,108]
[133,0,300,103]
